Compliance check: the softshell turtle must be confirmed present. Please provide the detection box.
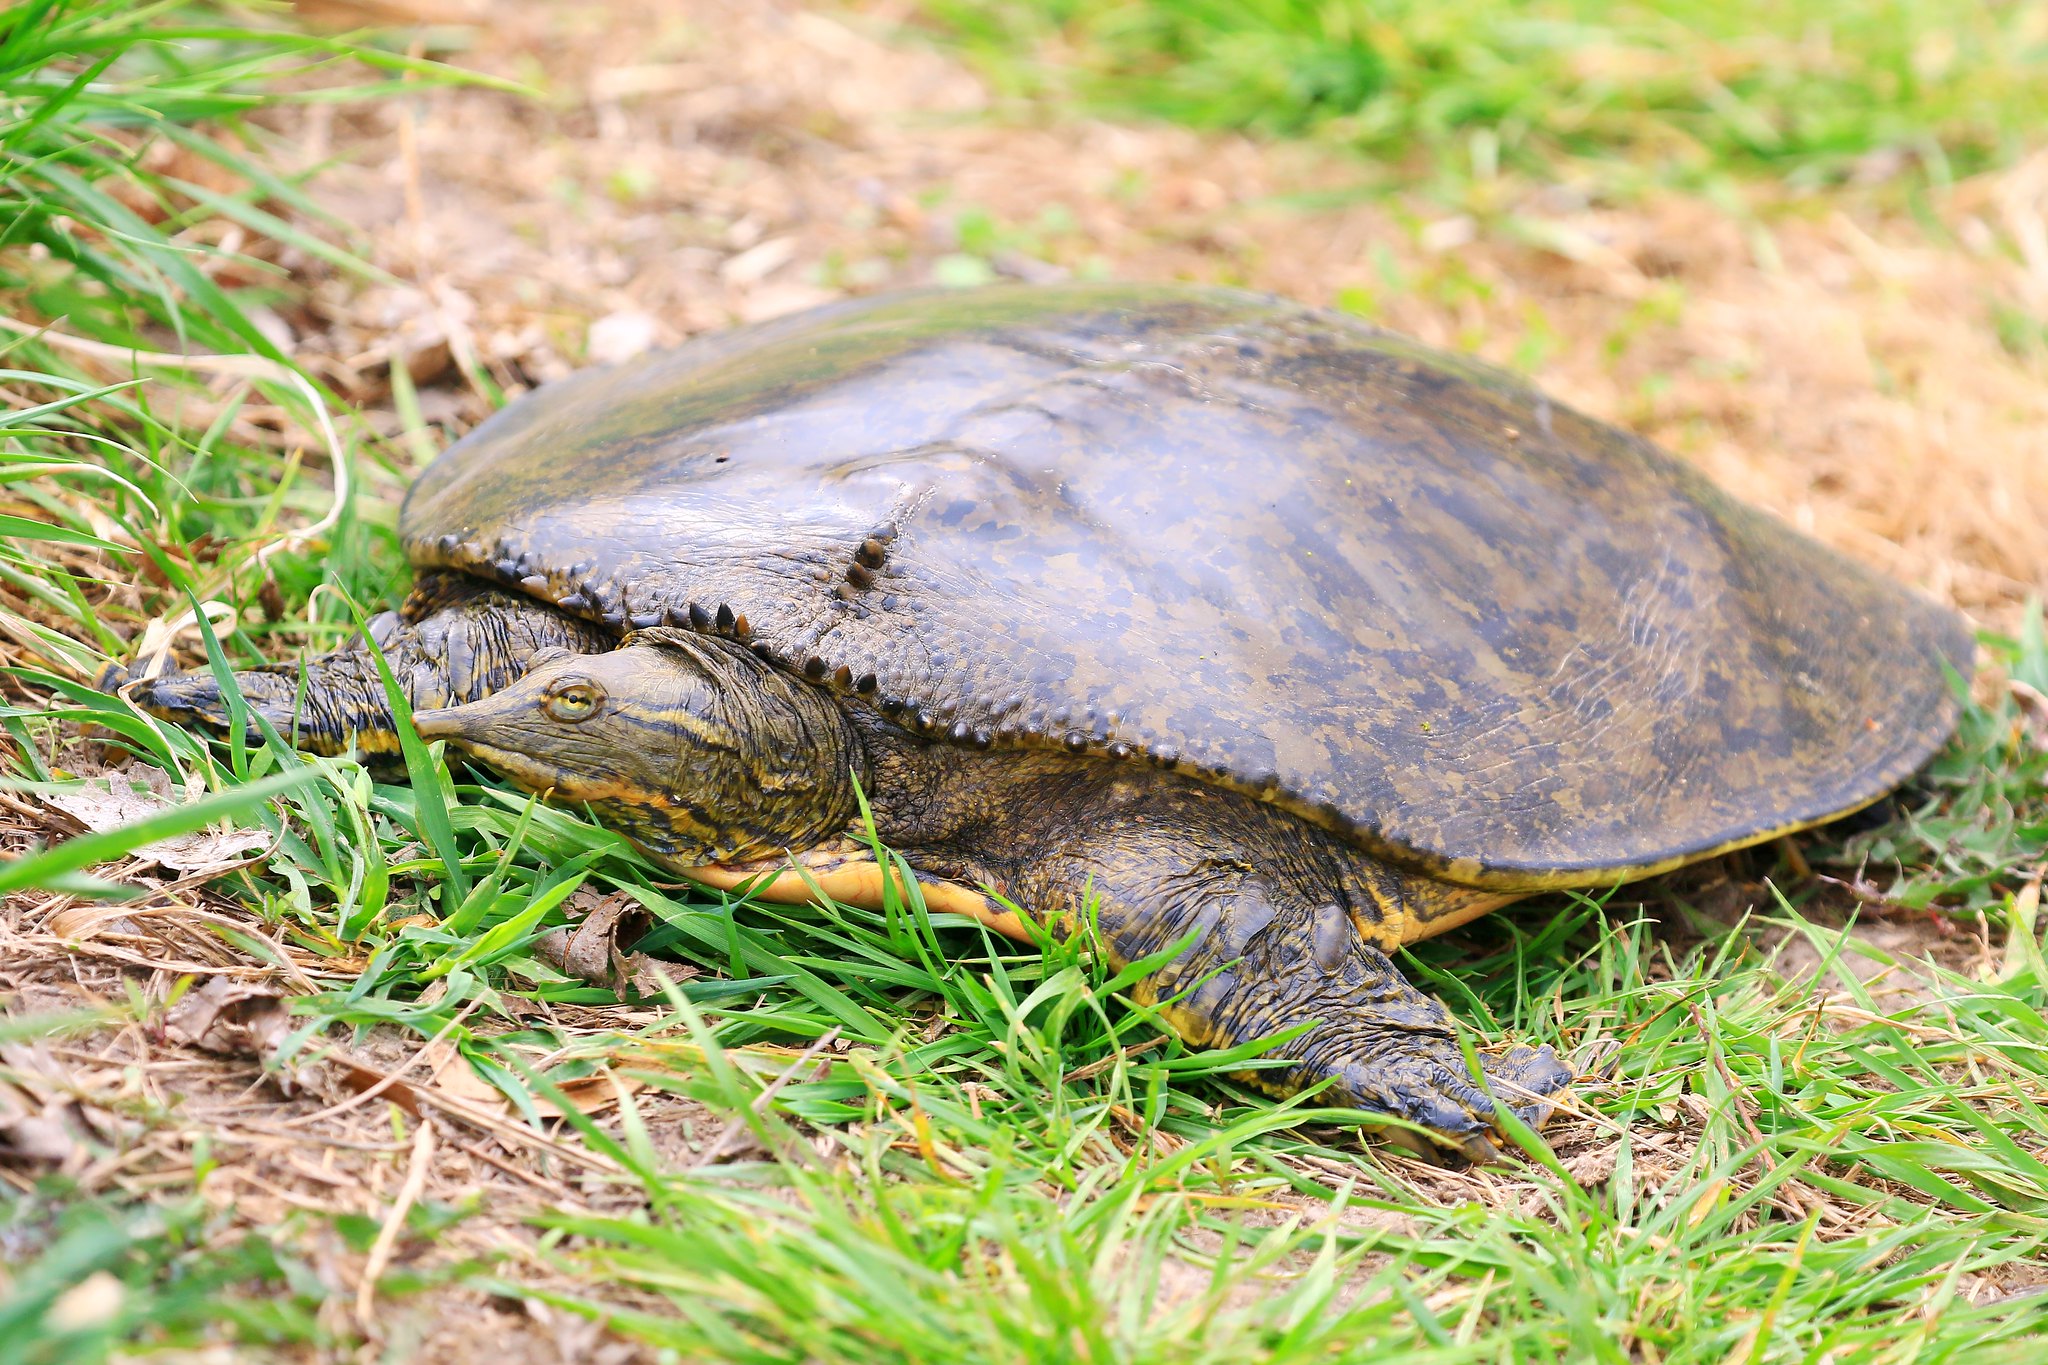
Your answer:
[134,284,1972,1159]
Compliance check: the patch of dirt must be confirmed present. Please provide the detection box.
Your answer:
[1618,853,2004,1010]
[1759,916,1993,1012]
[0,982,700,1361]
[0,794,712,1360]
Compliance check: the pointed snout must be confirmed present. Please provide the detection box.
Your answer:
[410,686,534,747]
[407,683,577,796]
[411,701,484,743]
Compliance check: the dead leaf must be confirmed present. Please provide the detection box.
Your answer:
[339,1040,647,1120]
[1687,1176,1730,1226]
[326,1056,426,1117]
[42,777,270,875]
[417,1039,507,1107]
[0,1079,83,1166]
[532,1071,646,1119]
[0,1045,118,1171]
[44,904,140,941]
[163,978,316,1095]
[2012,679,2048,753]
[533,890,692,1000]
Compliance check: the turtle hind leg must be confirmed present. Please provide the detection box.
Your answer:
[125,580,612,757]
[1120,882,1570,1162]
[397,568,493,623]
[975,773,1572,1160]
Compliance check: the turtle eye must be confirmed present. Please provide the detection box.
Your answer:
[542,678,604,723]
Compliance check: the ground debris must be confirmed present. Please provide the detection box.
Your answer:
[330,1037,649,1124]
[533,888,694,1001]
[162,977,318,1094]
[0,1040,127,1172]
[40,771,271,876]
[2011,678,2048,753]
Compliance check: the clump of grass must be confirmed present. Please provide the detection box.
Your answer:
[487,870,2048,1362]
[0,4,462,1354]
[916,0,2048,194]
[0,1192,336,1363]
[0,0,462,711]
[3,0,389,355]
[1818,611,2048,915]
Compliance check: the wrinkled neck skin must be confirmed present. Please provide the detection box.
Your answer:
[563,631,872,868]
[127,578,611,758]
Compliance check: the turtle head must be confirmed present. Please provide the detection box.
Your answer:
[412,631,863,866]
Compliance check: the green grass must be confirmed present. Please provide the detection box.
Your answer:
[914,0,2048,197]
[21,764,2048,1359]
[1822,612,2048,917]
[0,1193,340,1362]
[6,0,2048,1361]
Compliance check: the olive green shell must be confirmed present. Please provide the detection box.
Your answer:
[400,284,1970,889]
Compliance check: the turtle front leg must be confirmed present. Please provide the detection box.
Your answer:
[1106,878,1568,1162]
[121,574,612,757]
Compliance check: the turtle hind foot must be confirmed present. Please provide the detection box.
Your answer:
[1224,937,1572,1165]
[125,664,305,736]
[1292,999,1572,1165]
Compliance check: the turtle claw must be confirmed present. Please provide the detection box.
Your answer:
[1321,1036,1574,1164]
[1263,941,1578,1163]
[1454,1131,1506,1166]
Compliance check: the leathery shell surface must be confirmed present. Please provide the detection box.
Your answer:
[401,284,1971,889]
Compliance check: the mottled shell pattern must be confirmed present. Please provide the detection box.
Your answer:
[401,285,1971,890]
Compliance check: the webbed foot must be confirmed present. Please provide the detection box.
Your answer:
[1204,941,1572,1162]
[1314,1026,1573,1163]
[123,664,310,738]
[116,579,613,758]
[969,768,1579,1164]
[1236,942,1575,1163]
